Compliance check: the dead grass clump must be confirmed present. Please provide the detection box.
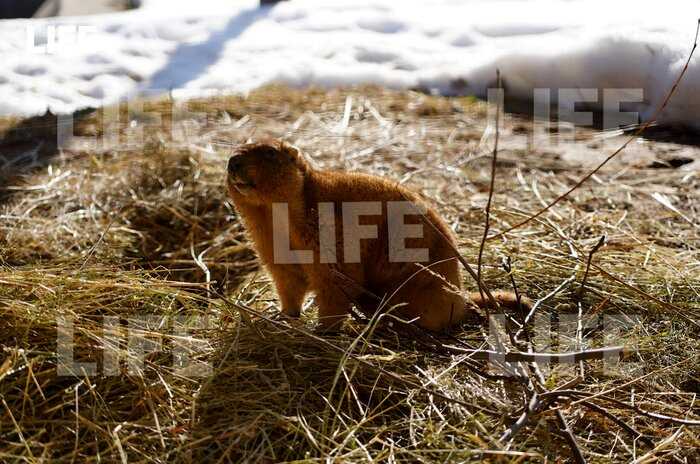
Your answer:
[1,84,699,462]
[0,266,213,460]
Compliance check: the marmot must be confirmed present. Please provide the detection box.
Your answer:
[227,141,521,331]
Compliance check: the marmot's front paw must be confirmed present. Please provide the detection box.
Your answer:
[280,307,301,318]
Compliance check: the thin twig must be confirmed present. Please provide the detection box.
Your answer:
[577,235,606,299]
[496,255,587,462]
[579,400,652,446]
[552,391,700,427]
[442,345,635,363]
[500,388,543,442]
[501,256,523,318]
[555,409,586,464]
[477,70,502,300]
[514,274,577,343]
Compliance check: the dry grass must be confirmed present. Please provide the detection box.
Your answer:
[1,85,699,462]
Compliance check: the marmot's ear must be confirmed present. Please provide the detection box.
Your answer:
[279,141,306,163]
[279,141,314,171]
[277,141,299,158]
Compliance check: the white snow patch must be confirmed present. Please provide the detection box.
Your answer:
[0,0,697,128]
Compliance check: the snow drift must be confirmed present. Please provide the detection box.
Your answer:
[0,0,698,128]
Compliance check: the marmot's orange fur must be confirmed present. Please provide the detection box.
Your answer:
[227,141,521,331]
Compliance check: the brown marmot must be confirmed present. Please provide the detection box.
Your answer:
[227,140,520,331]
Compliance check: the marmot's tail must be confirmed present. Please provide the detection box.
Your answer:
[467,290,532,313]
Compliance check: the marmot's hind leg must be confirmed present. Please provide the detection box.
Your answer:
[381,259,467,331]
[391,282,467,331]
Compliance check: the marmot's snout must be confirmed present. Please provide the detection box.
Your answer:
[227,155,243,174]
[227,155,252,183]
[226,155,256,195]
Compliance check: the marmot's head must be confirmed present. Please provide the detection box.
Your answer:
[227,141,309,205]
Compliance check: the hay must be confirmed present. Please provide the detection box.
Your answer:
[1,85,699,462]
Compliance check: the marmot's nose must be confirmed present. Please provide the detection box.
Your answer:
[228,156,242,173]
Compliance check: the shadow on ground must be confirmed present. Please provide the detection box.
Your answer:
[188,318,426,462]
[147,6,271,90]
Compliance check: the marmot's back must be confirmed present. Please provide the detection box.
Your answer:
[307,168,459,250]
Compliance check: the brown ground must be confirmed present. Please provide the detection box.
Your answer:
[0,85,698,462]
